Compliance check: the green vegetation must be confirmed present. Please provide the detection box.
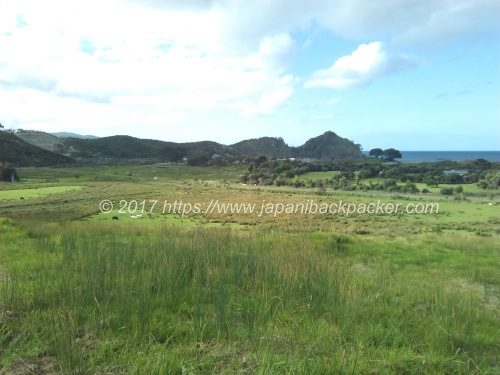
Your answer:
[239,154,499,195]
[14,130,70,155]
[291,131,362,160]
[1,221,499,374]
[0,162,499,373]
[368,147,402,161]
[230,136,291,158]
[0,131,73,166]
[0,186,83,201]
[1,130,363,167]
[0,165,18,183]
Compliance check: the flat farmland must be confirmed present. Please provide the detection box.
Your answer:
[0,164,499,374]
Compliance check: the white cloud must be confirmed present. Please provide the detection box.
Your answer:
[0,0,295,133]
[394,0,500,45]
[215,0,500,46]
[0,0,498,143]
[304,42,417,90]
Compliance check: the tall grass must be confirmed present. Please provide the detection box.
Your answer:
[1,221,499,373]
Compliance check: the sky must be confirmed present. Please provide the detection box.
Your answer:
[0,0,499,151]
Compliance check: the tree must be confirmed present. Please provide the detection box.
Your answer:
[440,187,454,195]
[383,148,402,161]
[0,166,18,182]
[443,173,463,184]
[255,155,268,167]
[187,152,210,166]
[472,158,491,170]
[382,178,398,190]
[424,175,439,187]
[368,148,384,158]
[405,182,420,194]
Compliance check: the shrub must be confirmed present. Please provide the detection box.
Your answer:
[440,187,454,195]
[0,166,18,182]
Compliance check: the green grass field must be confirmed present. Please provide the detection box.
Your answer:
[299,171,339,180]
[0,186,84,201]
[0,165,499,374]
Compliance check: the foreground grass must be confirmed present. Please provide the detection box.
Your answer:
[1,219,499,374]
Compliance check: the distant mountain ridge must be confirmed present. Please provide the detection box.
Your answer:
[0,129,363,166]
[231,131,361,160]
[51,132,98,139]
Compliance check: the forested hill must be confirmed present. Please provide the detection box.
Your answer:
[1,130,363,166]
[291,131,362,160]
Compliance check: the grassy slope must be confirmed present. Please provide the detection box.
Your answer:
[0,131,74,166]
[0,165,499,374]
[14,131,68,154]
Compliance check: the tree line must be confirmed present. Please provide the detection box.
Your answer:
[368,148,402,161]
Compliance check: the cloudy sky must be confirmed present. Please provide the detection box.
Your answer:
[1,0,499,150]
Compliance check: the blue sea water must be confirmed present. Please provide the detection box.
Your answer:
[363,151,500,163]
[399,151,500,163]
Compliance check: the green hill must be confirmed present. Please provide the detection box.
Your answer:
[64,136,235,162]
[15,130,72,155]
[0,131,74,166]
[292,131,362,160]
[179,141,236,158]
[0,129,363,166]
[230,137,291,158]
[229,133,362,160]
[65,135,180,160]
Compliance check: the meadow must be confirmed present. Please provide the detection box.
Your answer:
[0,164,499,374]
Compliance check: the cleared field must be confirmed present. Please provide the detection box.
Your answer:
[414,183,489,194]
[15,164,246,184]
[299,171,339,180]
[0,185,84,201]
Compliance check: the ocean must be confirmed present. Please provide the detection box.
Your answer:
[363,151,500,163]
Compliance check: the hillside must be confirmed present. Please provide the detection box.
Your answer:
[292,131,362,160]
[229,133,362,160]
[64,136,236,162]
[230,137,291,158]
[179,141,236,158]
[15,130,73,155]
[65,135,181,160]
[1,130,363,166]
[0,131,74,166]
[51,132,98,139]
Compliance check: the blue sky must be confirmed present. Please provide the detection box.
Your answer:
[1,0,499,150]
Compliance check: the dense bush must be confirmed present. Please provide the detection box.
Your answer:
[238,156,498,194]
[0,166,18,182]
[440,187,454,195]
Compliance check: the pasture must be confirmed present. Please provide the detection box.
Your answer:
[0,164,499,374]
[0,186,83,201]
